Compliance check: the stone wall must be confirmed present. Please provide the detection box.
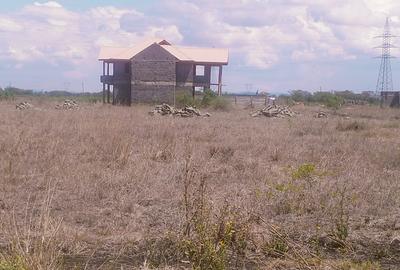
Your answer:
[176,62,194,84]
[132,61,176,82]
[131,84,191,104]
[113,61,131,105]
[114,83,131,105]
[131,43,178,103]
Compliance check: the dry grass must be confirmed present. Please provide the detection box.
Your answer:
[0,98,400,269]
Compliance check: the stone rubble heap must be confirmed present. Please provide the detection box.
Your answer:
[55,99,79,110]
[316,111,328,118]
[16,102,33,110]
[251,105,296,118]
[15,102,33,111]
[150,104,210,118]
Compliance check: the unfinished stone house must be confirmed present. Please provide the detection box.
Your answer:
[98,39,229,105]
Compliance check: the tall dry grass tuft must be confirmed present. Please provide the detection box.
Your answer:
[1,182,63,270]
[179,151,253,269]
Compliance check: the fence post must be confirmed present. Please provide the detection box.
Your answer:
[235,96,237,105]
[250,96,253,107]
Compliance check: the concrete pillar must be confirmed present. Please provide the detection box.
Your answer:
[218,65,223,96]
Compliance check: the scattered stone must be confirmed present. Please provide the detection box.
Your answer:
[55,99,79,110]
[395,222,400,231]
[16,102,33,110]
[316,111,328,118]
[149,104,210,118]
[390,235,400,250]
[251,105,296,118]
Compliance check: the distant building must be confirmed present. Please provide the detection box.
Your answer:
[98,39,229,105]
[381,91,400,108]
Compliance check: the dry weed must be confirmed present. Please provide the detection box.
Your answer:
[0,99,399,269]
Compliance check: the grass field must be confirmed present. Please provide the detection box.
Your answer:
[0,98,399,269]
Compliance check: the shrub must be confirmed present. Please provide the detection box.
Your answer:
[199,89,231,111]
[176,92,199,108]
[291,163,316,180]
[201,88,217,107]
[0,90,15,101]
[329,187,350,248]
[312,92,344,109]
[0,257,26,270]
[289,90,350,108]
[290,90,313,103]
[181,157,250,269]
[211,97,231,111]
[325,95,344,109]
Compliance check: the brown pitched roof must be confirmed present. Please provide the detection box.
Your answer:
[98,39,168,60]
[98,39,229,65]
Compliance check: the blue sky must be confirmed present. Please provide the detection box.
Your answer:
[0,0,399,93]
[0,1,155,11]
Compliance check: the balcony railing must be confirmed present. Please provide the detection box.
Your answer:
[100,74,130,85]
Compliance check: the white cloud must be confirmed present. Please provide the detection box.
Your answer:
[0,0,399,91]
[34,1,63,8]
[0,1,183,84]
[156,0,399,69]
[0,17,23,32]
[8,46,43,61]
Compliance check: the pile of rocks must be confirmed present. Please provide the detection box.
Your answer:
[149,104,210,118]
[316,111,328,118]
[16,102,33,110]
[55,99,79,110]
[251,105,296,118]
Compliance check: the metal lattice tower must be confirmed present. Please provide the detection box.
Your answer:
[375,17,396,93]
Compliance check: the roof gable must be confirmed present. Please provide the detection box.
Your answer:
[98,39,229,64]
[131,43,178,62]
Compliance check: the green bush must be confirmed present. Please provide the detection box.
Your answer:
[312,92,344,109]
[0,257,26,270]
[0,90,15,101]
[211,97,231,111]
[175,89,231,111]
[201,88,217,107]
[291,163,316,180]
[290,90,313,103]
[288,90,363,108]
[181,161,250,270]
[176,92,199,108]
[182,208,249,270]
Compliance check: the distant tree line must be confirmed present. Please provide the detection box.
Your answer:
[280,90,379,109]
[0,86,102,96]
[0,86,102,102]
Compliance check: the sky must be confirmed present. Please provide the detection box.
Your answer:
[0,0,399,94]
